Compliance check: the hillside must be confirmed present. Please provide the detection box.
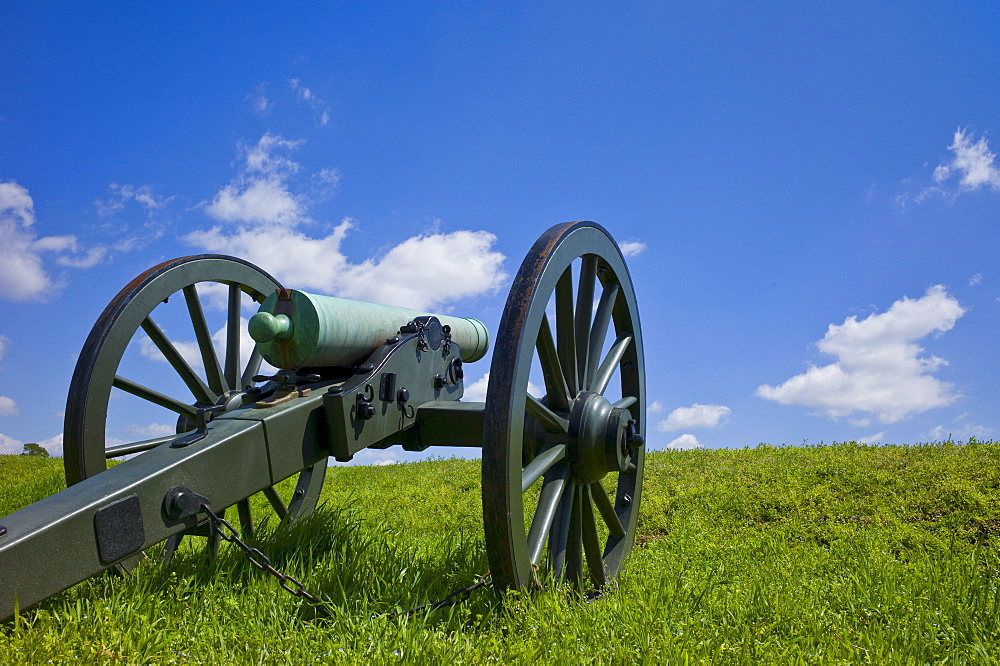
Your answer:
[2,442,999,663]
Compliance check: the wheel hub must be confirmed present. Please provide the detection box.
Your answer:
[568,391,634,484]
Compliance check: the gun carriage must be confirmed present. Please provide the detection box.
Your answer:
[0,221,645,620]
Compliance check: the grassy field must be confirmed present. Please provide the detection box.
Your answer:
[2,441,1000,663]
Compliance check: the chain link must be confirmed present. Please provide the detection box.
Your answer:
[199,503,490,619]
[385,572,491,619]
[200,504,329,613]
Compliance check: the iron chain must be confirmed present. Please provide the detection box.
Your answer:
[200,504,329,612]
[199,503,490,619]
[385,572,491,619]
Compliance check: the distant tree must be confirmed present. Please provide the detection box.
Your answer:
[21,443,50,457]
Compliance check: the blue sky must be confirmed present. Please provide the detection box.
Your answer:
[1,3,998,463]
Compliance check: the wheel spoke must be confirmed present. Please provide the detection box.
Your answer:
[522,443,567,492]
[140,315,215,405]
[262,486,289,519]
[225,284,242,391]
[590,481,626,539]
[574,255,598,392]
[548,479,577,578]
[113,375,198,419]
[527,462,569,565]
[565,485,584,585]
[585,282,619,390]
[536,315,570,412]
[592,334,633,396]
[159,533,184,567]
[555,267,577,396]
[236,499,254,540]
[104,435,176,459]
[581,486,607,587]
[184,284,227,396]
[240,347,264,393]
[612,395,637,410]
[526,394,569,433]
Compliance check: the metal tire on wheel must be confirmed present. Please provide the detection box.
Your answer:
[63,255,327,548]
[483,222,645,592]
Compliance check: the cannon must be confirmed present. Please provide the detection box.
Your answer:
[0,221,645,620]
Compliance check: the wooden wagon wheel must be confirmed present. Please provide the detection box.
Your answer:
[483,222,645,591]
[63,255,327,558]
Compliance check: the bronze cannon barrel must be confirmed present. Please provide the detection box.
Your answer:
[248,289,490,369]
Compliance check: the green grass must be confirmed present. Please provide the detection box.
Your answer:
[3,442,1000,663]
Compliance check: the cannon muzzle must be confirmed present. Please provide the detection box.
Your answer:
[248,289,490,369]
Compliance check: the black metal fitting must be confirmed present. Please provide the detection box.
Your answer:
[355,393,376,420]
[448,357,464,383]
[397,387,410,403]
[625,420,644,447]
[171,404,226,448]
[163,486,210,521]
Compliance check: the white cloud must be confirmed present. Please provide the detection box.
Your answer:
[184,219,507,310]
[138,317,267,379]
[139,334,203,371]
[969,273,983,286]
[0,181,112,300]
[289,78,331,126]
[57,245,109,269]
[757,285,965,424]
[0,396,19,417]
[463,373,490,402]
[657,403,730,431]
[929,420,993,442]
[666,433,702,450]
[331,227,507,310]
[858,431,886,444]
[933,128,1000,192]
[188,220,506,311]
[249,82,272,116]
[0,334,10,360]
[619,240,646,257]
[124,422,176,438]
[461,373,543,403]
[38,433,63,457]
[648,400,663,413]
[190,134,507,311]
[0,432,22,454]
[348,448,402,466]
[0,181,63,300]
[95,183,171,218]
[205,134,310,227]
[0,432,62,456]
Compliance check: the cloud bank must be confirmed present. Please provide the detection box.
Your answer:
[757,285,964,423]
[187,133,508,311]
[657,403,731,431]
[666,433,702,450]
[933,129,1000,192]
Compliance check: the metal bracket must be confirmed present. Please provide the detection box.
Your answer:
[401,316,450,353]
[171,405,226,448]
[163,486,210,521]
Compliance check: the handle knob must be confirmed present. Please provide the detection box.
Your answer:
[248,312,293,343]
